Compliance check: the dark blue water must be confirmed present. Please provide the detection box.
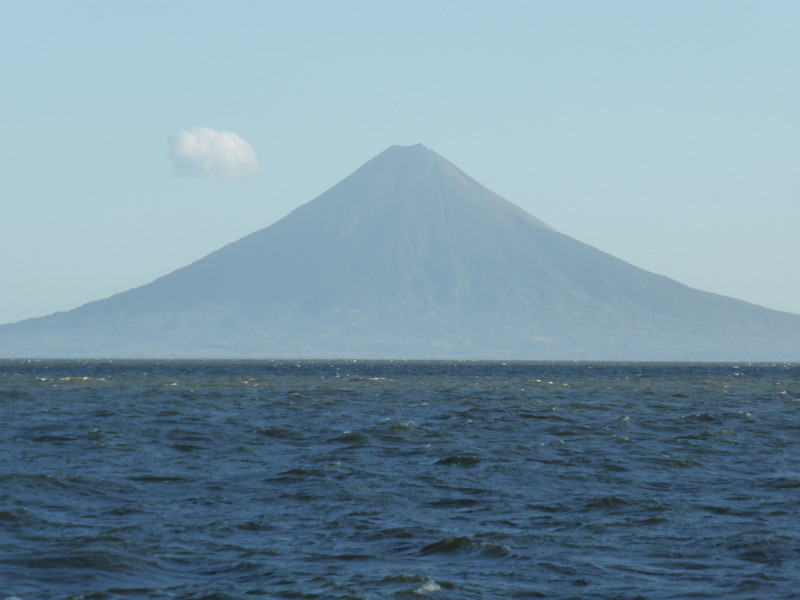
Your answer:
[2,360,799,599]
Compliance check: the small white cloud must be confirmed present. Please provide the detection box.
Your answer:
[168,127,259,179]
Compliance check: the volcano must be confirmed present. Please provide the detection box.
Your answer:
[2,144,799,360]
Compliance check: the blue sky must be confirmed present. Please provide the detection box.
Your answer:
[2,0,798,324]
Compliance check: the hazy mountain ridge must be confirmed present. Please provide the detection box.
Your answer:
[2,144,799,360]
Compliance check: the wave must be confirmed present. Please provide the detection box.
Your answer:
[436,454,480,466]
[420,535,511,558]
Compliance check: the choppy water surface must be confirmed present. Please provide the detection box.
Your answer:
[2,360,799,599]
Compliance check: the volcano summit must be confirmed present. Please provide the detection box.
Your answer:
[2,144,799,360]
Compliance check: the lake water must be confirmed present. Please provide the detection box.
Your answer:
[2,360,799,599]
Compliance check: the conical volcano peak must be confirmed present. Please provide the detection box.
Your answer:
[331,143,554,232]
[3,143,799,360]
[370,142,450,170]
[382,142,441,161]
[278,144,554,240]
[377,143,473,177]
[387,142,426,150]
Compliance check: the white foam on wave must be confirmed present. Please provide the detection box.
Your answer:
[413,578,441,595]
